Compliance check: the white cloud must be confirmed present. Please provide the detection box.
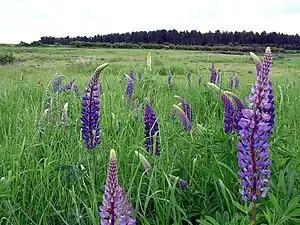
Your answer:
[1,0,299,43]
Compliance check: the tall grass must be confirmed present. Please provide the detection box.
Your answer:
[0,47,299,225]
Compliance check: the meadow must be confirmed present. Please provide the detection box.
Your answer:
[0,46,300,225]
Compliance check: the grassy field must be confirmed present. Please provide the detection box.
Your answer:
[0,46,300,225]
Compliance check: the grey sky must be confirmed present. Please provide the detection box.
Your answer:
[0,0,299,44]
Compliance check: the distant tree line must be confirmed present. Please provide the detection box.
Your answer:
[20,29,300,52]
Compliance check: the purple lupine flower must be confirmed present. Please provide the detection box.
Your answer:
[99,149,136,225]
[210,63,218,84]
[53,74,65,93]
[173,105,191,131]
[81,63,108,149]
[72,84,79,96]
[232,94,246,131]
[134,151,152,172]
[144,100,160,156]
[228,74,234,91]
[168,70,172,86]
[129,68,134,81]
[58,79,75,93]
[168,107,176,120]
[138,71,142,81]
[221,93,236,134]
[125,75,134,107]
[234,74,240,89]
[169,175,188,189]
[237,47,273,207]
[175,96,192,123]
[133,99,140,120]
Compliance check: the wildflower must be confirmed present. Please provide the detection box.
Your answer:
[210,63,218,84]
[174,95,192,123]
[53,74,65,93]
[81,63,108,149]
[173,105,191,131]
[168,107,176,120]
[146,52,151,71]
[58,79,75,93]
[134,151,152,171]
[144,100,160,156]
[99,149,136,225]
[125,74,134,107]
[237,48,274,224]
[234,74,240,89]
[221,93,235,134]
[169,174,188,189]
[228,74,234,90]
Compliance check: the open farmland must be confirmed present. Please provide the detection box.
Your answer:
[0,46,300,225]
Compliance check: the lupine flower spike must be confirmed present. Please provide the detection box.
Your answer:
[234,74,240,89]
[174,95,192,123]
[124,74,134,107]
[168,107,176,120]
[169,174,188,189]
[58,79,75,93]
[134,151,152,172]
[81,63,108,149]
[144,99,160,156]
[228,74,234,90]
[210,63,218,84]
[237,47,274,225]
[220,94,235,133]
[173,105,191,131]
[99,149,136,225]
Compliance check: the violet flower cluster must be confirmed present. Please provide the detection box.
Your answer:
[81,63,108,149]
[144,100,160,156]
[209,63,218,84]
[237,47,274,202]
[125,75,134,107]
[221,93,236,134]
[58,79,75,93]
[176,96,192,123]
[99,149,136,225]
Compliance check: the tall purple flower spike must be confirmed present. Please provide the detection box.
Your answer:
[173,105,191,131]
[174,96,192,123]
[237,47,274,206]
[210,63,218,84]
[81,63,108,149]
[221,93,236,134]
[144,100,160,156]
[125,74,134,107]
[58,79,75,93]
[99,149,136,225]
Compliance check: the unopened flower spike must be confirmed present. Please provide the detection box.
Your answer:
[99,149,136,225]
[124,74,134,107]
[169,174,188,189]
[134,151,152,171]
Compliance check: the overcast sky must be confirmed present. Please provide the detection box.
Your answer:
[1,0,300,44]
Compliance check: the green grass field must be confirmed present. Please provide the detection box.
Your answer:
[0,46,300,225]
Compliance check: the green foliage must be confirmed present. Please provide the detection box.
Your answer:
[0,52,16,65]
